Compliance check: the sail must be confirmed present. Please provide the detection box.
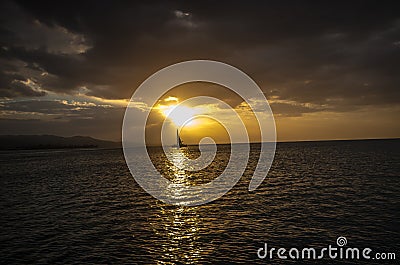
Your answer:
[176,129,186,148]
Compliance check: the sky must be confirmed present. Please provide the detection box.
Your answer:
[0,0,399,142]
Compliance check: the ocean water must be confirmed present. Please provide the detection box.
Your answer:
[0,139,399,264]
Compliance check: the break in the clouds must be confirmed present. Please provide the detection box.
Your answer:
[0,0,399,141]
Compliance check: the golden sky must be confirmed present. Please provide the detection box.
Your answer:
[142,82,400,145]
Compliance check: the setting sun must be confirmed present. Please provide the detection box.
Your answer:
[159,104,199,127]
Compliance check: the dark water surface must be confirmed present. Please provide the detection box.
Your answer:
[1,139,399,264]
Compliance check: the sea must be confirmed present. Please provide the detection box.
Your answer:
[0,139,399,264]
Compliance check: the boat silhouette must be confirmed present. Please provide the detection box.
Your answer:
[174,129,187,148]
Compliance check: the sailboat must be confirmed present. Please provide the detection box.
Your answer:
[176,129,187,148]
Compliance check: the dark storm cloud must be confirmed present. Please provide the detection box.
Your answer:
[0,0,399,140]
[0,100,127,121]
[1,100,87,115]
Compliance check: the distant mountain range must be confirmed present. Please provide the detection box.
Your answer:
[0,135,121,150]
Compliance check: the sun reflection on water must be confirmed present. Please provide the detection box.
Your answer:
[148,148,211,264]
[150,203,204,265]
[160,148,201,204]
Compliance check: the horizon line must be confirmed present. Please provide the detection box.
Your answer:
[1,134,399,145]
[143,137,400,147]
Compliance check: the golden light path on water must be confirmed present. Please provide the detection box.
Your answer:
[149,148,208,264]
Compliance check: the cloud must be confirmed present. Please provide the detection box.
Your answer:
[163,96,179,102]
[2,1,396,103]
[174,10,190,19]
[172,10,197,28]
[0,98,127,140]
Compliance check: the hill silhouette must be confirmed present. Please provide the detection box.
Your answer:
[0,135,120,150]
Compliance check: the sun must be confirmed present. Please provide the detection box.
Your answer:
[159,104,198,127]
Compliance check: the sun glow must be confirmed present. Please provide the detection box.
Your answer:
[159,104,199,127]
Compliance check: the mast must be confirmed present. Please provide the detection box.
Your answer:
[176,128,186,148]
[176,129,180,148]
